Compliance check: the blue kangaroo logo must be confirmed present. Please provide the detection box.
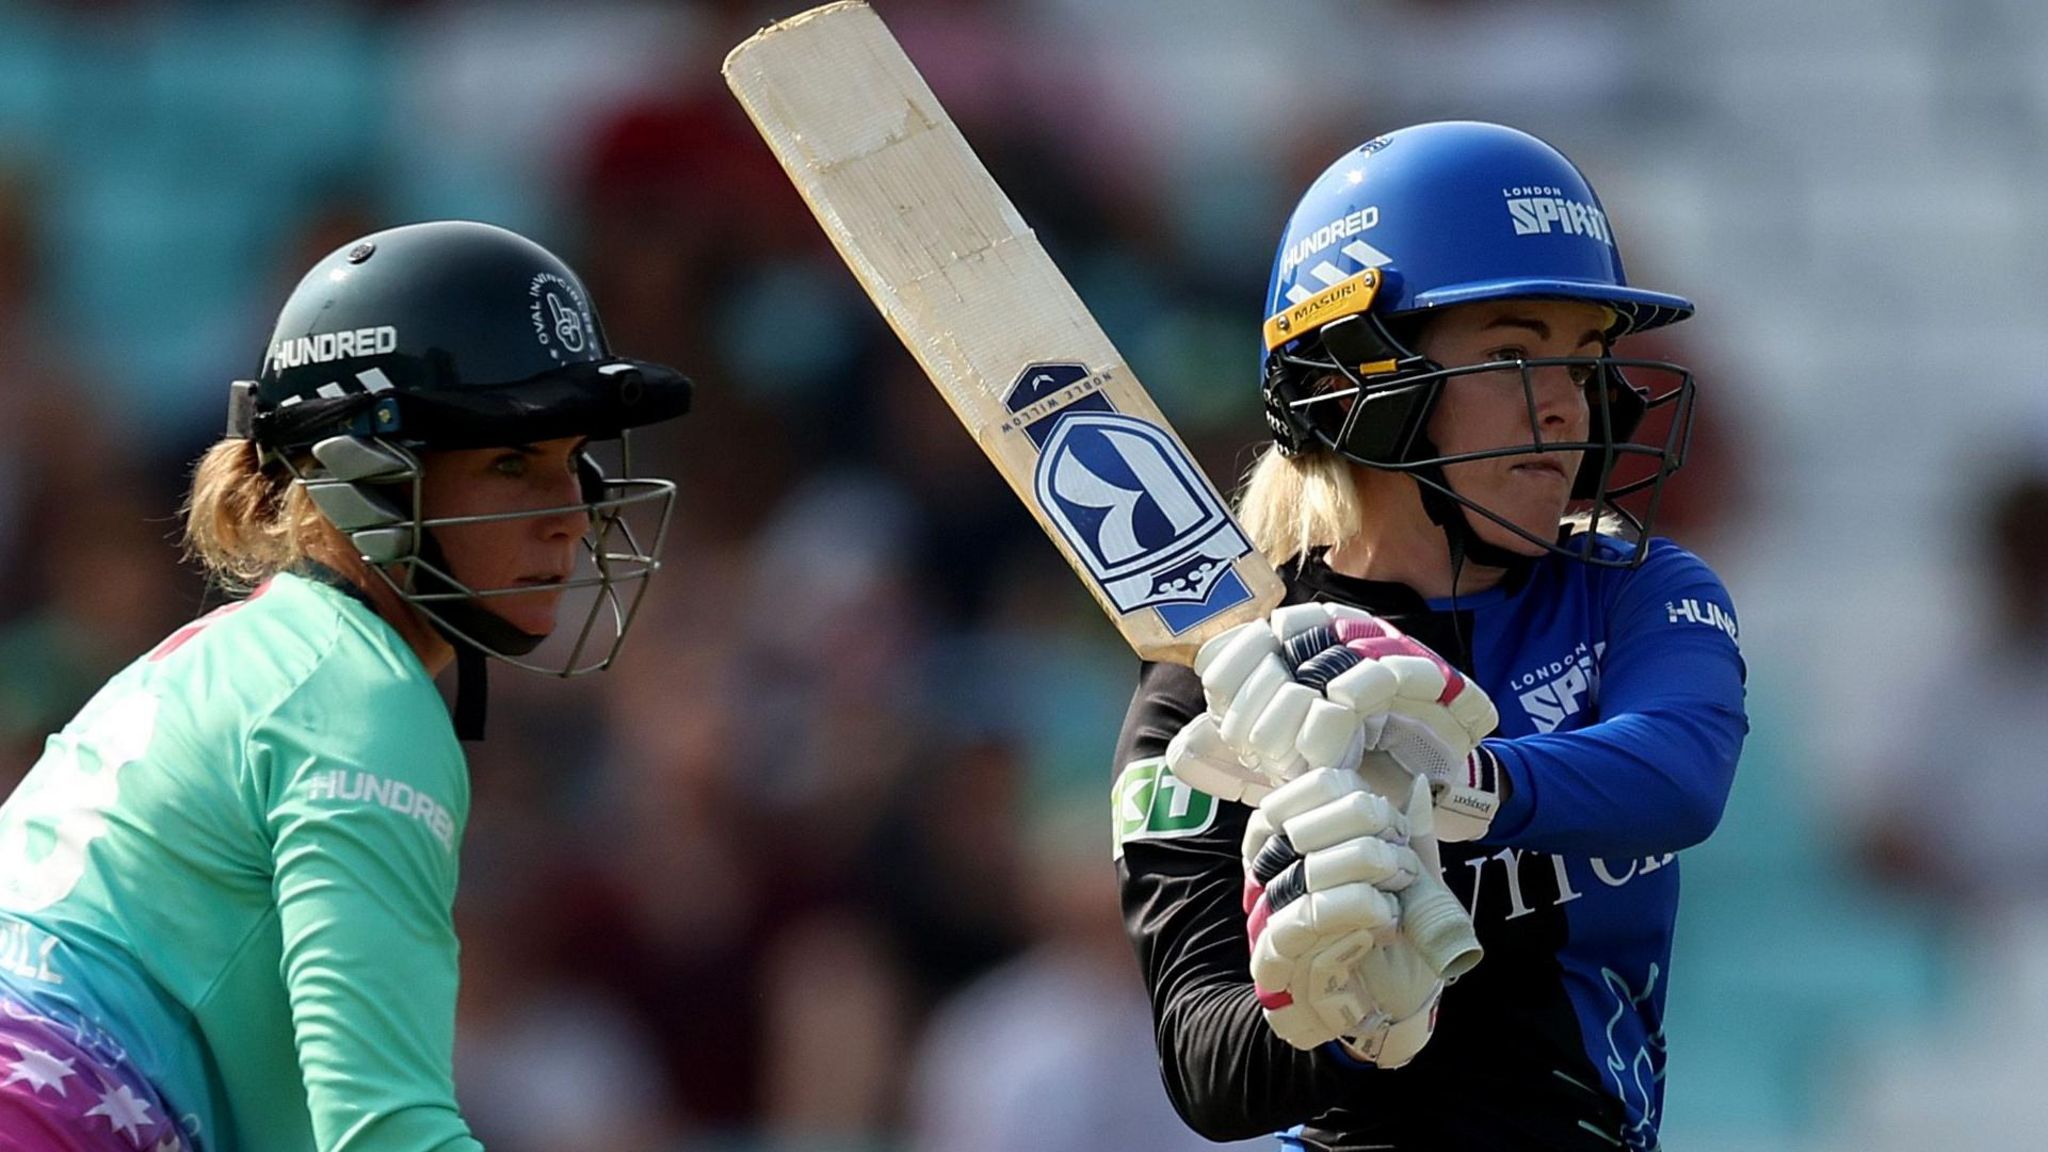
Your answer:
[1601,964,1666,1151]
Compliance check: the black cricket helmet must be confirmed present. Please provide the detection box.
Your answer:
[227,219,691,691]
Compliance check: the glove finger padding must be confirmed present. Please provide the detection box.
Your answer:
[1165,714,1273,805]
[1259,767,1406,850]
[1192,607,1446,804]
[1323,659,1400,739]
[1329,627,1502,843]
[1329,632,1495,749]
[1193,620,1281,708]
[1250,884,1398,968]
[1217,654,1293,763]
[1306,835,1422,894]
[1315,782,1459,1068]
[1244,681,1318,779]
[1246,864,1399,1015]
[1295,698,1365,773]
[1242,782,1404,955]
[1244,762,1422,1050]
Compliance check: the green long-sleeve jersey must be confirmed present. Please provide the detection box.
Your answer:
[0,572,483,1151]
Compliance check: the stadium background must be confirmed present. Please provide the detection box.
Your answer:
[0,0,2040,1148]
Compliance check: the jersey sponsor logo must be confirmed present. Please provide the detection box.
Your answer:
[529,272,592,361]
[1009,363,1255,635]
[266,325,399,374]
[1511,641,1605,733]
[1457,845,1675,922]
[1112,757,1217,860]
[1503,186,1614,248]
[1665,597,1738,642]
[303,771,456,851]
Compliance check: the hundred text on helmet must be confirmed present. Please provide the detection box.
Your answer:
[268,325,400,375]
[1281,205,1381,276]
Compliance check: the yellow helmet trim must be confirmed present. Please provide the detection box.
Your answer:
[1262,269,1382,352]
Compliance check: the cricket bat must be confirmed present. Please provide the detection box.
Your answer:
[723,0,1478,982]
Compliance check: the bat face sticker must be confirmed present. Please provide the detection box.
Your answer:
[1009,363,1256,634]
[1048,418,1207,568]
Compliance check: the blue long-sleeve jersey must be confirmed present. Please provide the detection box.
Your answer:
[1112,536,1746,1151]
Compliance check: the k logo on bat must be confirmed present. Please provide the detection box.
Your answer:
[1013,363,1256,634]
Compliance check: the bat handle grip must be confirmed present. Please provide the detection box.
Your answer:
[1401,878,1483,981]
[1356,752,1483,981]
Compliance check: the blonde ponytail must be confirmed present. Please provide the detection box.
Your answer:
[181,439,340,591]
[1234,445,1364,567]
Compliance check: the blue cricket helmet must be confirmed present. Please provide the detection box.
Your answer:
[1258,121,1698,568]
[1262,121,1691,372]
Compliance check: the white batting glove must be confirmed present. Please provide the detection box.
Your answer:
[1181,604,1385,785]
[1331,775,1465,1069]
[1187,604,1504,842]
[1340,981,1443,1069]
[1164,712,1274,806]
[1321,622,1499,841]
[1240,766,1435,1052]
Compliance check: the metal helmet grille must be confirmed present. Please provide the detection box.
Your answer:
[1277,347,1697,569]
[295,434,678,674]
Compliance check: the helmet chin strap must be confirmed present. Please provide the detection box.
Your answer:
[410,531,549,741]
[451,645,489,742]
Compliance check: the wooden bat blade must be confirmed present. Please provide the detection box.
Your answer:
[726,4,1479,988]
[723,0,1282,667]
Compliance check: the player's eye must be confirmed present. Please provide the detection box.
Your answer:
[1487,346,1527,364]
[1570,363,1599,388]
[491,453,529,478]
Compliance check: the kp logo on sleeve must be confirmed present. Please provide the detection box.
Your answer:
[1006,362,1255,634]
[1112,757,1217,860]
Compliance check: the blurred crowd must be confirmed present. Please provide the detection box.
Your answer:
[4,0,2045,1149]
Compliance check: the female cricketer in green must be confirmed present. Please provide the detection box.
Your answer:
[0,220,693,1151]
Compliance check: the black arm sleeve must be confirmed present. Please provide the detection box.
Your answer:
[1113,659,1359,1141]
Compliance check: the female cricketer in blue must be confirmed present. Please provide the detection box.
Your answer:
[0,220,691,1150]
[1112,122,1747,1151]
